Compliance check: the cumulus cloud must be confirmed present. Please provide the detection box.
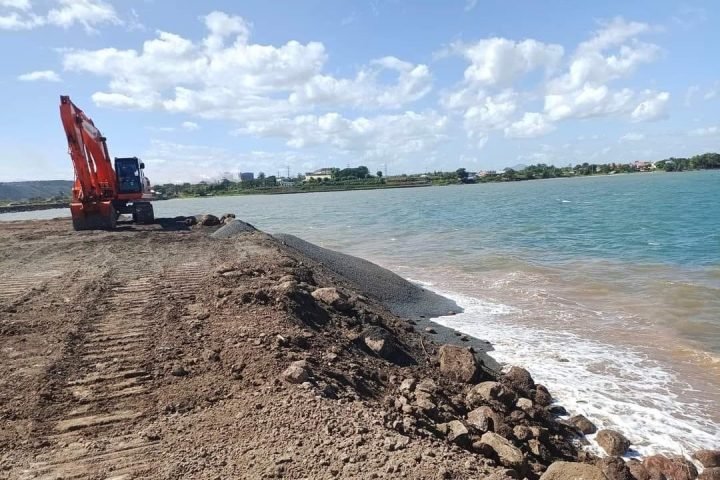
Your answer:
[631,91,670,122]
[237,111,448,157]
[17,69,61,82]
[463,90,517,136]
[63,11,431,122]
[289,56,431,109]
[0,0,120,32]
[441,16,666,145]
[504,112,555,138]
[543,18,666,124]
[0,0,30,10]
[452,37,563,87]
[545,84,635,121]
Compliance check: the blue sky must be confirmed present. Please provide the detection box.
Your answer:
[0,0,718,182]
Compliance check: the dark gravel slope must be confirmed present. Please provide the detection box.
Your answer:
[274,233,461,320]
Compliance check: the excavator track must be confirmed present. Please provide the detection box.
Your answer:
[0,220,217,479]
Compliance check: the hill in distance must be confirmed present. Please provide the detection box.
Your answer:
[0,180,73,202]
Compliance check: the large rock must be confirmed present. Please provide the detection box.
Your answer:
[596,429,631,456]
[626,459,650,480]
[534,384,553,406]
[444,420,470,445]
[196,214,220,226]
[311,287,352,311]
[569,414,597,434]
[642,455,698,480]
[467,406,502,432]
[413,391,437,414]
[281,361,310,384]
[438,344,481,384]
[502,366,535,395]
[597,456,633,480]
[699,468,720,480]
[416,377,437,393]
[480,432,526,473]
[361,326,399,360]
[467,381,516,408]
[694,451,720,469]
[540,462,607,480]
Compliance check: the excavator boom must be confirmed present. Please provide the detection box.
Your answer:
[60,96,154,230]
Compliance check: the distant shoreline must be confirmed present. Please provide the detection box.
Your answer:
[2,168,717,215]
[0,201,69,214]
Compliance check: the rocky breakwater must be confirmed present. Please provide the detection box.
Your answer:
[195,221,720,478]
[213,248,581,478]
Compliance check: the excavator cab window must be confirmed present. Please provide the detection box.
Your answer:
[115,157,142,194]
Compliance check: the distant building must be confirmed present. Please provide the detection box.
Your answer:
[304,168,334,182]
[239,172,254,182]
[477,170,497,177]
[278,178,296,187]
[633,161,653,172]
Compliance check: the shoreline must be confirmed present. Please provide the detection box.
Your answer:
[0,217,716,478]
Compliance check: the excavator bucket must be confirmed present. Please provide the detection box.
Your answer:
[70,202,117,231]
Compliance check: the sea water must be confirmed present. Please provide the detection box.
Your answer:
[6,170,719,455]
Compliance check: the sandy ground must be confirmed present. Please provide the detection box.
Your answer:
[0,217,583,480]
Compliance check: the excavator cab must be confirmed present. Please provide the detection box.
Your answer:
[115,157,144,194]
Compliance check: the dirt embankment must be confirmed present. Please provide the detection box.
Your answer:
[0,217,711,480]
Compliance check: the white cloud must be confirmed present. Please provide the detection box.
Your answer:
[46,0,120,32]
[464,0,478,12]
[0,11,43,29]
[463,90,517,137]
[545,84,635,121]
[542,18,666,124]
[17,70,61,82]
[181,121,200,131]
[453,37,563,87]
[620,132,645,142]
[441,16,666,146]
[0,0,120,32]
[289,56,432,109]
[0,0,30,10]
[63,12,430,122]
[631,91,669,122]
[688,126,719,137]
[504,112,555,138]
[237,111,448,158]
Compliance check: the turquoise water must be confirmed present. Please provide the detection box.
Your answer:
[4,170,719,455]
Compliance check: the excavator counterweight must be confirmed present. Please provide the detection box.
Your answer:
[60,96,154,231]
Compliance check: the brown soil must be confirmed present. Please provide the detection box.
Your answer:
[0,218,583,479]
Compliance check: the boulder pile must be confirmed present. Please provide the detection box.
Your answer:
[209,230,718,479]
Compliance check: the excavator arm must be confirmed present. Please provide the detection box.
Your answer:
[59,95,118,202]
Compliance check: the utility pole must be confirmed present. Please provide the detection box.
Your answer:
[287,165,290,178]
[384,163,388,177]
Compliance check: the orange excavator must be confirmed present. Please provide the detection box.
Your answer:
[60,95,154,230]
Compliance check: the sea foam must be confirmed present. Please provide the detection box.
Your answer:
[426,286,720,457]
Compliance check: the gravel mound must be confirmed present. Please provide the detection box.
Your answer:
[274,233,460,320]
[211,219,257,238]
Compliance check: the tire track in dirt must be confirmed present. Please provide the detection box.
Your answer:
[20,261,211,480]
[0,259,68,304]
